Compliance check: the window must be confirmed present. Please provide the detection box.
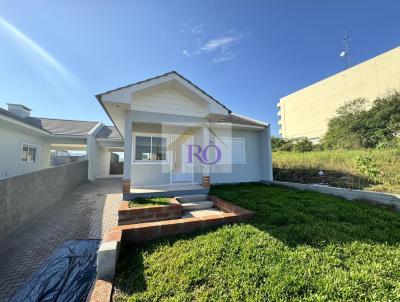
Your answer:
[21,144,39,162]
[216,137,245,164]
[135,135,167,161]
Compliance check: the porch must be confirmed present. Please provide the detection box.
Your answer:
[127,183,209,199]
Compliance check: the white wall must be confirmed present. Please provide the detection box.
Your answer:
[95,146,111,178]
[133,86,209,117]
[0,120,51,179]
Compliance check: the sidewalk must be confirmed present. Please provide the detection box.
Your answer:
[0,178,123,301]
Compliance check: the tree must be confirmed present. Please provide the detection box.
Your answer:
[322,92,400,149]
[322,98,367,149]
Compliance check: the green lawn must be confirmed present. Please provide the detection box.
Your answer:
[113,183,400,301]
[128,197,171,208]
[273,149,400,195]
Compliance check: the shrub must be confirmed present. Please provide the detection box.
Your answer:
[356,154,381,183]
[322,92,400,149]
[272,136,314,152]
[293,137,313,152]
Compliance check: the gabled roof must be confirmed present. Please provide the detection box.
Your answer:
[96,126,122,140]
[0,108,100,137]
[207,113,268,127]
[0,108,50,133]
[96,71,231,113]
[27,118,100,136]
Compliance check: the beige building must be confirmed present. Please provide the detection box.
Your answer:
[277,46,400,142]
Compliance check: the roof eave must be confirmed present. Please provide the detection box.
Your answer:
[95,94,124,140]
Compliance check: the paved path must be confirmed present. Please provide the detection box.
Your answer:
[0,178,123,301]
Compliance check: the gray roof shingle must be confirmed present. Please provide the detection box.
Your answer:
[0,108,99,136]
[207,113,267,127]
[96,126,122,139]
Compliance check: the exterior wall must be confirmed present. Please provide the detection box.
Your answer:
[211,129,262,184]
[0,160,88,237]
[278,47,400,140]
[132,164,170,186]
[0,120,51,179]
[129,122,268,186]
[133,86,209,117]
[95,146,111,178]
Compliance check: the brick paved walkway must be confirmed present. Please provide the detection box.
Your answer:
[0,178,123,301]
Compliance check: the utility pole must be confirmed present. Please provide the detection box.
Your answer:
[340,33,351,69]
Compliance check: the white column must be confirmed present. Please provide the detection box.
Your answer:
[202,124,210,187]
[87,135,96,181]
[122,118,133,193]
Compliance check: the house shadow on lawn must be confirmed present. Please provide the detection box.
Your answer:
[273,167,376,191]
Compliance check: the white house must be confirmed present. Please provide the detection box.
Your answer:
[96,71,273,199]
[0,104,123,180]
[1,72,273,199]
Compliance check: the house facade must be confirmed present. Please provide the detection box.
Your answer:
[0,104,123,180]
[96,71,273,199]
[1,72,273,199]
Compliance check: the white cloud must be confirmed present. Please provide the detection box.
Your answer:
[181,27,243,63]
[182,49,190,57]
[201,36,239,52]
[191,24,204,34]
[212,53,236,63]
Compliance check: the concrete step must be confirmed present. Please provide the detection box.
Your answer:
[176,194,208,203]
[182,208,224,218]
[181,200,214,211]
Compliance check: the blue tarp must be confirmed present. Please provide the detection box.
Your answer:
[10,239,100,302]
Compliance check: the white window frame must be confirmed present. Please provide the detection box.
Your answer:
[216,137,246,165]
[20,143,40,163]
[132,133,170,164]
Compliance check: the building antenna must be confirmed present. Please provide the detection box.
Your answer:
[339,33,351,69]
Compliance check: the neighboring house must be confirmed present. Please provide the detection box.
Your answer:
[277,46,400,142]
[96,71,273,199]
[0,104,123,179]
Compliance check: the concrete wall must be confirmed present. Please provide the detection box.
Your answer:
[272,180,400,211]
[0,119,51,179]
[0,160,88,237]
[278,46,400,141]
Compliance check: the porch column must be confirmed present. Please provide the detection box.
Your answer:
[202,124,211,188]
[122,119,133,194]
[87,134,96,181]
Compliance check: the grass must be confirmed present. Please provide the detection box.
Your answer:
[113,183,400,301]
[128,197,171,208]
[273,148,400,195]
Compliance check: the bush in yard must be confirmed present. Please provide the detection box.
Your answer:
[356,154,381,183]
[271,136,294,151]
[272,136,315,152]
[293,137,313,152]
[322,92,400,149]
[322,98,367,149]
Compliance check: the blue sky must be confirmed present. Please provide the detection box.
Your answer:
[0,1,399,135]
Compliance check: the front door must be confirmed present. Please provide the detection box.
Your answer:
[171,134,193,183]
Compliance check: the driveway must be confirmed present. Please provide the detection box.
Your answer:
[0,178,123,301]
